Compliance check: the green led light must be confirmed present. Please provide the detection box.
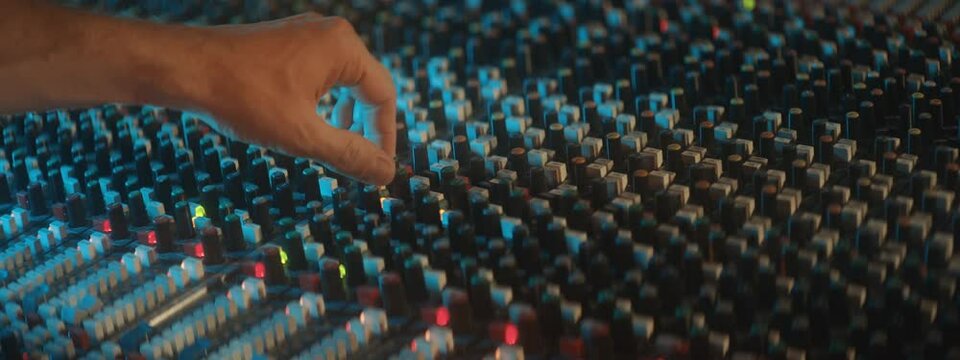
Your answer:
[194,205,206,218]
[279,248,288,265]
[339,264,347,279]
[742,0,755,11]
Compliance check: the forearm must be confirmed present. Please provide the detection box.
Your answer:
[0,0,217,114]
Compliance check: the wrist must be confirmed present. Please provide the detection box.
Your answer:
[99,20,223,112]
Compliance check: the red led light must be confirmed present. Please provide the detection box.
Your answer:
[559,336,583,357]
[254,262,266,278]
[712,25,720,40]
[102,220,112,233]
[659,19,669,33]
[192,243,205,258]
[410,339,417,352]
[146,231,157,246]
[504,323,518,345]
[435,307,450,327]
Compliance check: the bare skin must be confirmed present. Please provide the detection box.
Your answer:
[0,0,397,185]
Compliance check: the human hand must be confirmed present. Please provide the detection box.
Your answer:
[191,13,397,185]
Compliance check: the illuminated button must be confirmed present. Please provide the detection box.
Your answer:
[242,222,262,245]
[332,329,359,355]
[78,240,97,261]
[358,308,387,337]
[413,335,439,358]
[428,326,455,355]
[181,258,205,281]
[134,245,157,268]
[299,292,326,318]
[304,242,325,265]
[286,302,309,326]
[167,266,190,289]
[319,177,338,201]
[216,296,239,318]
[100,342,122,358]
[274,313,297,346]
[199,303,218,332]
[242,278,266,302]
[228,286,252,310]
[140,339,162,360]
[82,318,103,341]
[347,317,370,345]
[117,299,135,327]
[121,253,142,275]
[1,215,17,238]
[494,345,525,360]
[12,208,28,230]
[170,323,190,353]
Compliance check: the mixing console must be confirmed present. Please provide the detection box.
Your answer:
[3,0,960,358]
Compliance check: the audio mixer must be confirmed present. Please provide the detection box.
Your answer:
[3,0,960,359]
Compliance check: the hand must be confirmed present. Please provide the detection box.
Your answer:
[192,13,397,185]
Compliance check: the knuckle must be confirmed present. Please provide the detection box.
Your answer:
[324,16,355,35]
[339,137,371,179]
[341,137,364,163]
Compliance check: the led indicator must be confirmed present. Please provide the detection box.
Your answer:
[102,220,112,233]
[192,243,205,258]
[146,231,157,245]
[743,0,755,10]
[339,264,347,279]
[192,205,206,227]
[254,262,266,278]
[435,307,450,326]
[279,248,288,265]
[504,323,518,345]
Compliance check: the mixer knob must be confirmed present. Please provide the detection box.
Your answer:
[200,225,225,265]
[260,246,287,286]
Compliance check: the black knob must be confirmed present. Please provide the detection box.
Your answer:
[200,225,225,265]
[153,214,176,253]
[66,192,88,228]
[222,214,245,252]
[379,272,409,316]
[250,196,273,236]
[107,202,129,239]
[320,258,346,300]
[28,182,46,215]
[262,246,287,286]
[174,201,195,239]
[281,230,308,271]
[200,185,221,225]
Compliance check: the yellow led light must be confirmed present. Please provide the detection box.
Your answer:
[743,0,755,11]
[279,248,288,265]
[339,264,347,279]
[192,205,207,228]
